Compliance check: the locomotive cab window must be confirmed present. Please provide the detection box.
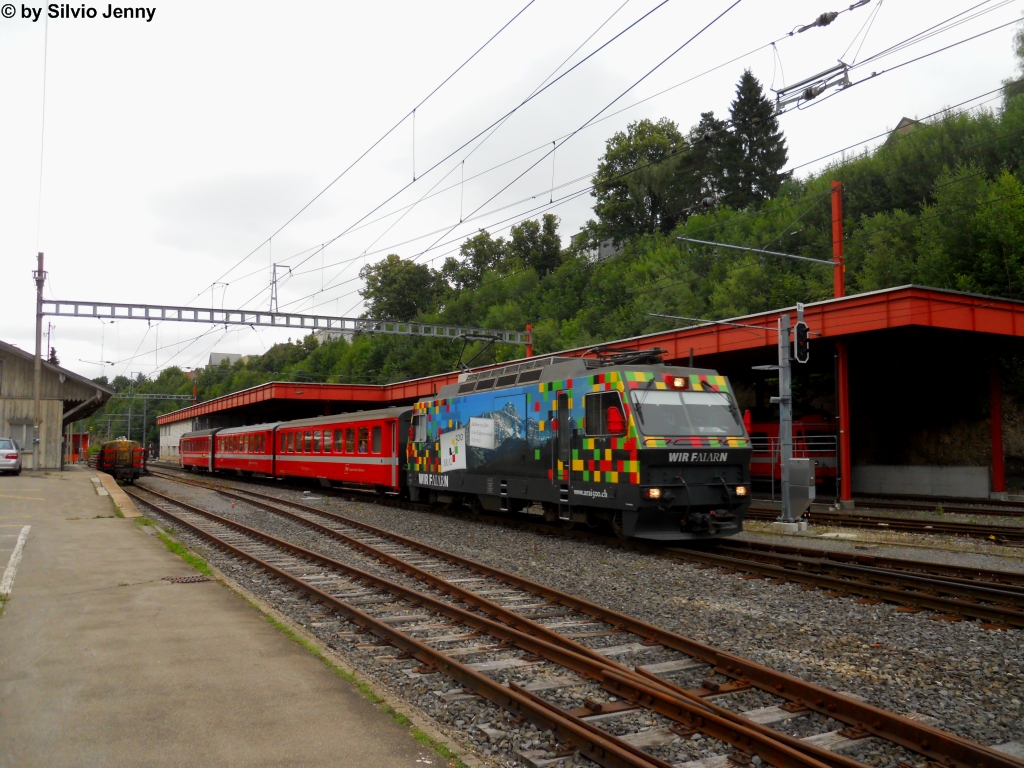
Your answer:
[372,426,382,454]
[412,415,427,444]
[584,392,627,436]
[629,389,743,436]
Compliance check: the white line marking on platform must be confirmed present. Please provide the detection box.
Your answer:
[0,526,30,598]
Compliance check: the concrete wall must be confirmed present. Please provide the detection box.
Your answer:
[0,398,63,469]
[851,465,991,499]
[159,418,196,460]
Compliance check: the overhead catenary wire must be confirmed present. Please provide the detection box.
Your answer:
[364,0,745,319]
[189,0,540,305]
[218,3,873,313]
[222,0,673,316]
[284,78,1024,317]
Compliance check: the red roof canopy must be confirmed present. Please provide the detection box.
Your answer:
[158,285,1024,426]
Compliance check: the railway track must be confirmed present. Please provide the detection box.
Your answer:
[746,508,1024,545]
[753,495,1024,519]
[150,469,1024,627]
[132,474,1023,768]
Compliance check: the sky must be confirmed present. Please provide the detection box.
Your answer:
[1,0,1021,383]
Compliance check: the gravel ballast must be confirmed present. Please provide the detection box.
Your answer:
[138,474,1024,767]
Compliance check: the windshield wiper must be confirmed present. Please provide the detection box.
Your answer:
[700,385,742,425]
[633,384,652,424]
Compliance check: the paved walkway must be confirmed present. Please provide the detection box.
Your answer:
[0,467,436,767]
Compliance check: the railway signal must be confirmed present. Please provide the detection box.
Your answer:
[794,319,810,363]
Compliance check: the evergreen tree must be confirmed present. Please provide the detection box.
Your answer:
[674,111,730,218]
[724,70,788,209]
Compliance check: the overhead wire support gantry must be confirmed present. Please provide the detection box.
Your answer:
[40,300,532,347]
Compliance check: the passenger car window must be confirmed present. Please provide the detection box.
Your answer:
[335,429,344,452]
[358,427,369,454]
[304,431,312,453]
[372,426,381,453]
[313,430,322,452]
[324,430,333,452]
[345,429,355,453]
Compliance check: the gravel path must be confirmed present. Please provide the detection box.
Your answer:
[138,474,1024,767]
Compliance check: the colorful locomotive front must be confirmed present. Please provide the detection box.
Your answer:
[407,356,751,541]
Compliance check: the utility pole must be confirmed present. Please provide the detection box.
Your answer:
[773,314,793,520]
[32,252,46,470]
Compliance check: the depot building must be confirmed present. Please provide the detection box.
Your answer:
[0,340,113,469]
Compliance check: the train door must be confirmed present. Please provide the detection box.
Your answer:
[553,391,572,518]
[390,421,397,489]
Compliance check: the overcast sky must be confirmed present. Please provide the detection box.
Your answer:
[1,0,1020,382]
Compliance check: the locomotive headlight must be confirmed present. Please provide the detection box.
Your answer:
[734,485,748,497]
[671,377,687,389]
[644,488,662,499]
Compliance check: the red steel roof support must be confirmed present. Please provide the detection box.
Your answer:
[991,362,1006,495]
[836,339,853,505]
[831,181,845,299]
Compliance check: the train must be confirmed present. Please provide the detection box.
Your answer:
[746,413,837,486]
[179,354,752,541]
[92,437,147,483]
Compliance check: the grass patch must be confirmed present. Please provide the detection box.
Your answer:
[256,609,467,767]
[151,528,213,576]
[0,595,7,619]
[112,503,125,518]
[136,517,155,526]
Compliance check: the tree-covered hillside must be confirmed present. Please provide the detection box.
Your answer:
[81,36,1024,441]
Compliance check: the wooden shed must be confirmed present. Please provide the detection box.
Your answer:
[0,339,113,469]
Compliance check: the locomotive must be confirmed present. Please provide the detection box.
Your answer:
[93,437,147,483]
[180,352,751,541]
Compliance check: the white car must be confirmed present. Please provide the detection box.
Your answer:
[0,438,22,475]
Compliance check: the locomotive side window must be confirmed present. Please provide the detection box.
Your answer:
[313,430,322,452]
[345,429,355,453]
[584,392,627,436]
[372,426,382,453]
[358,428,369,454]
[413,415,427,444]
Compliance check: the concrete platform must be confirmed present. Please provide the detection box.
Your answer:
[0,467,438,767]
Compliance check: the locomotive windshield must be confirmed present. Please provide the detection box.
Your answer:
[630,390,744,436]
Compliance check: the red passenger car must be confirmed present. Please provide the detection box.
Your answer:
[747,413,837,484]
[180,429,217,472]
[275,408,411,492]
[213,423,278,476]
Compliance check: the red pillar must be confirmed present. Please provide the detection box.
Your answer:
[525,323,533,358]
[831,181,845,299]
[836,340,853,505]
[991,363,1006,496]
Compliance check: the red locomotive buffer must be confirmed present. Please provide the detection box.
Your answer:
[274,408,411,492]
[746,412,837,484]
